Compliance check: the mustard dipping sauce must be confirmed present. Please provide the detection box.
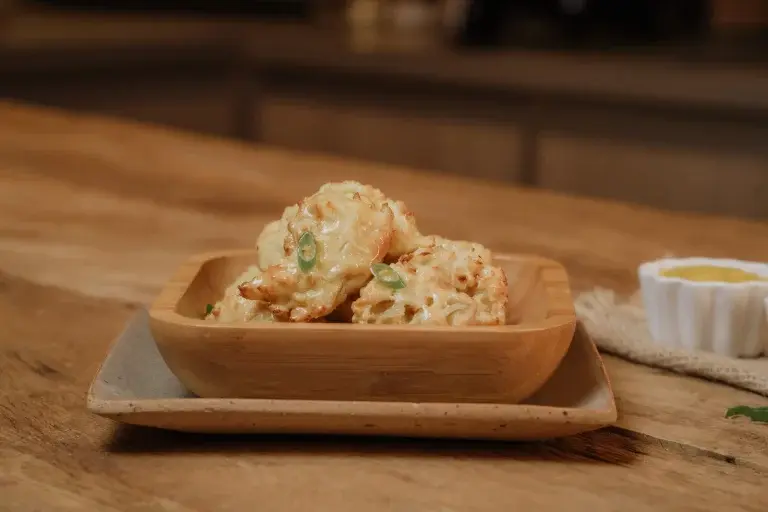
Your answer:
[660,265,768,283]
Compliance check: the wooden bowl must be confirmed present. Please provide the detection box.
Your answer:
[149,250,576,404]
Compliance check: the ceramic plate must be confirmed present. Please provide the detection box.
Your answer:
[88,310,617,440]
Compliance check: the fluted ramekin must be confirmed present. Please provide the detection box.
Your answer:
[638,258,768,358]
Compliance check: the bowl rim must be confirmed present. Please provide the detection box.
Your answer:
[638,257,768,289]
[149,249,577,335]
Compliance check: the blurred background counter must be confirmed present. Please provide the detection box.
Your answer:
[2,0,768,219]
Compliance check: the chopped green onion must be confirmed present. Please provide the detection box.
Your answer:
[371,263,406,289]
[204,303,214,317]
[725,406,768,423]
[297,231,317,272]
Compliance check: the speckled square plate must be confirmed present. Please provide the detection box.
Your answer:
[87,310,616,440]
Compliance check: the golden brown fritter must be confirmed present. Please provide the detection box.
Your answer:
[351,236,508,326]
[318,181,424,259]
[239,183,394,322]
[254,181,421,270]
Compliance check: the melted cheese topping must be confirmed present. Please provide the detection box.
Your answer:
[660,265,767,283]
[352,237,508,326]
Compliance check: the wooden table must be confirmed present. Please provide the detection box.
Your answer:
[1,102,767,511]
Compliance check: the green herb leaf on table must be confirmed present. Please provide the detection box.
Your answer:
[204,303,213,317]
[297,232,317,272]
[725,406,768,423]
[371,263,406,290]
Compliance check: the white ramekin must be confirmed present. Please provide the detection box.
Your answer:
[638,258,768,358]
[765,296,768,341]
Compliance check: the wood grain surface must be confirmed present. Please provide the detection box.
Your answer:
[1,101,768,511]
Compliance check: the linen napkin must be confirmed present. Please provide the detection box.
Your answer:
[575,288,768,397]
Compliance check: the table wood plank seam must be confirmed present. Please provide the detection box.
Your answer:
[609,427,766,473]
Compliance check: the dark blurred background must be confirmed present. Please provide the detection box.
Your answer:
[1,0,767,218]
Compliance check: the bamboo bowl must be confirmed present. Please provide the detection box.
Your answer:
[149,250,576,404]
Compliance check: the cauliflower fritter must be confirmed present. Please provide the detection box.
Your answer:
[205,266,277,323]
[351,237,508,326]
[254,181,421,270]
[318,181,424,259]
[239,184,394,322]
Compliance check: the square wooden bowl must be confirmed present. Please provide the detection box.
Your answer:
[149,250,577,404]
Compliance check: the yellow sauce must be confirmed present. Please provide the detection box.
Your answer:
[660,265,767,283]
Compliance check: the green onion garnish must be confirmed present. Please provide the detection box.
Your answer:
[204,303,214,317]
[297,231,317,272]
[725,406,768,423]
[371,263,406,289]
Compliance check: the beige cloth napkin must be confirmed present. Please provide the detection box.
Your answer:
[575,288,768,397]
